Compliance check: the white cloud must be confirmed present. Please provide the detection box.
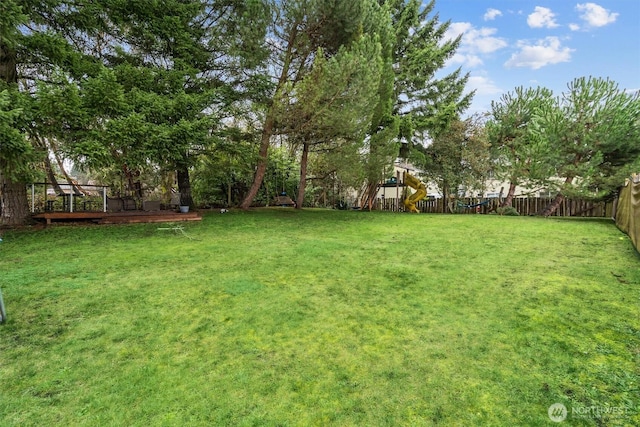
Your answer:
[527,6,559,29]
[576,3,618,28]
[467,75,502,96]
[444,22,508,68]
[447,53,484,68]
[464,55,484,68]
[446,22,473,39]
[505,37,574,70]
[484,8,502,21]
[569,23,581,31]
[472,28,509,53]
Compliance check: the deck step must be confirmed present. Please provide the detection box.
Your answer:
[32,211,202,225]
[98,213,202,224]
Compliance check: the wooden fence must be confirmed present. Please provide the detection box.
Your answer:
[376,196,615,217]
[614,174,639,252]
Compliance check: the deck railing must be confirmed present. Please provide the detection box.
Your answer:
[28,183,109,213]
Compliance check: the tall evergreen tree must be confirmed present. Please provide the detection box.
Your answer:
[282,38,383,208]
[2,0,130,225]
[240,0,382,209]
[387,0,473,140]
[358,1,397,209]
[11,1,270,211]
[360,0,473,207]
[70,1,270,207]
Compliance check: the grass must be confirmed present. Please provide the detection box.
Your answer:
[0,209,638,426]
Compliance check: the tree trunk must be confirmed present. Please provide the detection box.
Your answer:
[358,181,375,210]
[0,40,29,225]
[32,135,64,194]
[0,40,17,84]
[539,176,573,217]
[1,172,29,226]
[53,146,83,195]
[43,155,63,194]
[240,23,299,210]
[296,142,309,210]
[442,182,449,213]
[160,170,175,206]
[539,192,565,217]
[358,183,367,208]
[500,182,517,207]
[241,114,274,210]
[120,163,142,199]
[367,181,378,211]
[177,165,194,207]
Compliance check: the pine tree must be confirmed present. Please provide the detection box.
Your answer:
[532,77,640,216]
[284,37,383,208]
[361,0,473,208]
[486,86,555,207]
[73,1,270,207]
[12,1,270,210]
[421,115,490,210]
[387,0,473,139]
[240,0,383,209]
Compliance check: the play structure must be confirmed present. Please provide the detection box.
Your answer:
[402,172,427,213]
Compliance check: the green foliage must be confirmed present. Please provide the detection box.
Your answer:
[356,1,399,187]
[279,35,383,147]
[386,0,473,141]
[7,0,476,216]
[192,133,292,207]
[487,86,556,187]
[359,0,473,195]
[531,77,640,200]
[420,115,491,199]
[11,0,270,193]
[7,0,475,216]
[0,0,26,48]
[241,0,393,208]
[487,78,640,217]
[288,12,387,205]
[0,90,21,140]
[0,88,36,180]
[495,206,520,216]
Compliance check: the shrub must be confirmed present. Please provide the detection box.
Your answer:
[496,206,520,216]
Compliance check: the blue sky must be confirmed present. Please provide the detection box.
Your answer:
[432,0,640,115]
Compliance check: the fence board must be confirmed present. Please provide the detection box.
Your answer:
[376,197,614,217]
[614,174,640,252]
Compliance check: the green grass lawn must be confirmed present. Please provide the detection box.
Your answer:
[0,209,638,426]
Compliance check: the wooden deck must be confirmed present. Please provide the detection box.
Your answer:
[32,210,202,225]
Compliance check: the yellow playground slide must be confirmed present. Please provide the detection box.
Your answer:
[403,172,427,213]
